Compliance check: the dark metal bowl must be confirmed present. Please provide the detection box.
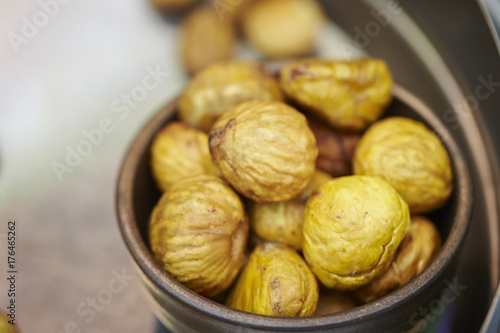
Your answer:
[116,85,472,332]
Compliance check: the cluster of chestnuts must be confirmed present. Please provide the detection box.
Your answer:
[148,58,452,317]
[149,0,326,74]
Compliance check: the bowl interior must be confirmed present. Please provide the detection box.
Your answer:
[116,85,472,329]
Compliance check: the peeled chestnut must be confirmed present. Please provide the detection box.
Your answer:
[226,242,318,316]
[149,175,248,297]
[209,100,318,203]
[303,175,410,290]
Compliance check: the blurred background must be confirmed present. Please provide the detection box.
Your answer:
[0,0,499,332]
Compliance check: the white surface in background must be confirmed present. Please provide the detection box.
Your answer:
[0,1,356,332]
[0,1,185,332]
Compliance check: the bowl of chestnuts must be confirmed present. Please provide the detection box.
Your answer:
[116,59,472,332]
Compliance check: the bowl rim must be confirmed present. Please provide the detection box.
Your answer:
[115,84,472,329]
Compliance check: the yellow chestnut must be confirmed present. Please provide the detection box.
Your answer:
[180,6,237,75]
[150,122,220,192]
[243,0,325,58]
[354,117,453,213]
[249,170,332,249]
[303,175,410,290]
[209,100,318,203]
[0,311,17,333]
[149,175,248,297]
[179,61,283,132]
[226,242,318,316]
[248,199,304,250]
[280,58,393,131]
